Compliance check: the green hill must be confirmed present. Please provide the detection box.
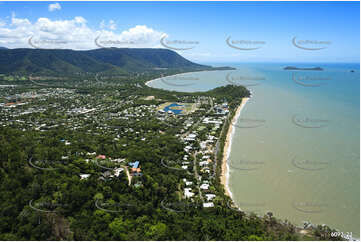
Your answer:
[0,48,227,76]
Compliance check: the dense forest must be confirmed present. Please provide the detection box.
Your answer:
[0,48,232,76]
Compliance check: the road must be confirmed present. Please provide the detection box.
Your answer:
[123,165,132,186]
[192,151,204,202]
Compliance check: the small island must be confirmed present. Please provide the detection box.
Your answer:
[284,66,324,71]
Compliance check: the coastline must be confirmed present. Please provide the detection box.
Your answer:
[145,69,230,88]
[221,97,250,201]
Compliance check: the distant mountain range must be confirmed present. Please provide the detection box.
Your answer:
[0,48,232,76]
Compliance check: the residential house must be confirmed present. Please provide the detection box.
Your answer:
[203,202,214,208]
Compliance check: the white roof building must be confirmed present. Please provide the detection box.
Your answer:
[200,141,207,150]
[205,194,216,201]
[114,168,124,177]
[112,158,125,163]
[200,184,210,190]
[203,202,214,208]
[80,174,90,180]
[188,133,197,138]
[184,188,194,198]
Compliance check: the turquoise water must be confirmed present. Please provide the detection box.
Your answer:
[148,63,360,237]
[164,103,184,115]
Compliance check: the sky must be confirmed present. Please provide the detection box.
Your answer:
[0,1,359,63]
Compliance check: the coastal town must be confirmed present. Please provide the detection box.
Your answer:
[0,82,240,210]
[0,1,357,240]
[0,69,344,241]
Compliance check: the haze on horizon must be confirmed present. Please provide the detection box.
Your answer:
[0,1,359,63]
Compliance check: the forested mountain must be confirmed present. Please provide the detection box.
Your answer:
[0,48,226,76]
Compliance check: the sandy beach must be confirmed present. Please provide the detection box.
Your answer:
[145,69,217,88]
[221,97,250,198]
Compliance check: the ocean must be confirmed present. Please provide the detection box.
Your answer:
[147,62,360,238]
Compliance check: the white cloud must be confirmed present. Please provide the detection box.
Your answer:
[109,20,116,30]
[100,20,105,29]
[11,12,31,27]
[48,3,61,12]
[99,20,116,30]
[0,15,167,50]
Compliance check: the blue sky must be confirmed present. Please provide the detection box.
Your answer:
[0,1,359,63]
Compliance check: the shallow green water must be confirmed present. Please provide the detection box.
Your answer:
[148,63,360,237]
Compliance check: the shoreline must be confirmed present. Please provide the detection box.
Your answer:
[145,69,231,88]
[220,97,250,201]
[219,96,359,241]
